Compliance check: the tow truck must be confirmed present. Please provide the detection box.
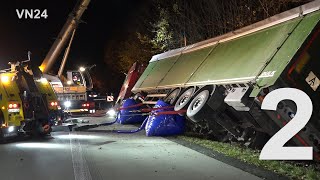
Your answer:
[0,59,58,139]
[0,0,91,140]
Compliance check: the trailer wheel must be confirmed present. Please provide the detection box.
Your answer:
[174,87,196,112]
[164,88,181,105]
[187,89,210,123]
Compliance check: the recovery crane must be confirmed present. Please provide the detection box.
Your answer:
[39,0,95,116]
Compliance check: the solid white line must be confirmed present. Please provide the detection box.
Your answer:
[70,132,92,180]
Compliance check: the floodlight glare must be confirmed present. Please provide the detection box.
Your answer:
[8,126,14,133]
[107,109,116,116]
[40,77,48,84]
[1,75,9,84]
[64,101,71,108]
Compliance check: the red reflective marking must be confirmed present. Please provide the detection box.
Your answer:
[282,121,308,146]
[284,27,320,161]
[287,28,320,84]
[140,106,175,112]
[281,121,320,160]
[154,110,187,116]
[117,103,144,110]
[277,114,281,119]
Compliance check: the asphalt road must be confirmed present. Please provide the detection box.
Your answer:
[0,116,262,180]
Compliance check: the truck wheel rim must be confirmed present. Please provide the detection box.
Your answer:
[174,88,194,111]
[187,90,210,118]
[192,98,204,110]
[165,89,180,104]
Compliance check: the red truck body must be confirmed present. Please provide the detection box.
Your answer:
[116,62,146,104]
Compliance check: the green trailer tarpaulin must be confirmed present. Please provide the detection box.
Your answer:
[132,7,320,97]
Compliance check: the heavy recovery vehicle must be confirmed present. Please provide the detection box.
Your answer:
[0,0,91,140]
[120,1,320,160]
[0,60,58,139]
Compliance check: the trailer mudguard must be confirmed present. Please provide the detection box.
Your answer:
[145,100,185,136]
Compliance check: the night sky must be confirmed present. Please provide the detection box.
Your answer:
[0,0,146,93]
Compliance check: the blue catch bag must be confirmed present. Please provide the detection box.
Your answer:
[118,98,146,124]
[145,100,185,136]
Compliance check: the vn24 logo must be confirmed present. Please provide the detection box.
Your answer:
[16,9,48,19]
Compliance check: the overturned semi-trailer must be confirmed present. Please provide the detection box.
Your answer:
[129,1,320,159]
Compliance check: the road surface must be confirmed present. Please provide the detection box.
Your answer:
[0,116,262,180]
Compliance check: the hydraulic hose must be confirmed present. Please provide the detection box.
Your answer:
[116,116,149,134]
[98,112,120,126]
[98,112,149,126]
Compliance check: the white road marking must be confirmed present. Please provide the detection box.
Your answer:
[70,133,92,180]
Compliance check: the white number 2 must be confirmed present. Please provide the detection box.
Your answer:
[260,88,313,160]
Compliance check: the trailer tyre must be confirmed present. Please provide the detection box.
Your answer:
[174,87,196,112]
[164,88,181,105]
[187,90,210,123]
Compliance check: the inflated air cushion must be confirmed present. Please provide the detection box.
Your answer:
[145,100,185,136]
[118,98,146,124]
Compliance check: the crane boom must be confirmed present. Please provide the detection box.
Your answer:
[58,29,77,78]
[40,0,90,73]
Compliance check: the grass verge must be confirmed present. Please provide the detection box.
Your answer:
[178,136,320,180]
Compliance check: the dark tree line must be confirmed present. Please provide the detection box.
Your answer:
[104,0,311,74]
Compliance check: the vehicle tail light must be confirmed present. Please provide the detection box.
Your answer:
[8,103,20,109]
[82,103,90,107]
[50,101,58,107]
[8,102,20,113]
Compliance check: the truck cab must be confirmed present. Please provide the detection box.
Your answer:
[45,68,96,115]
[0,72,24,138]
